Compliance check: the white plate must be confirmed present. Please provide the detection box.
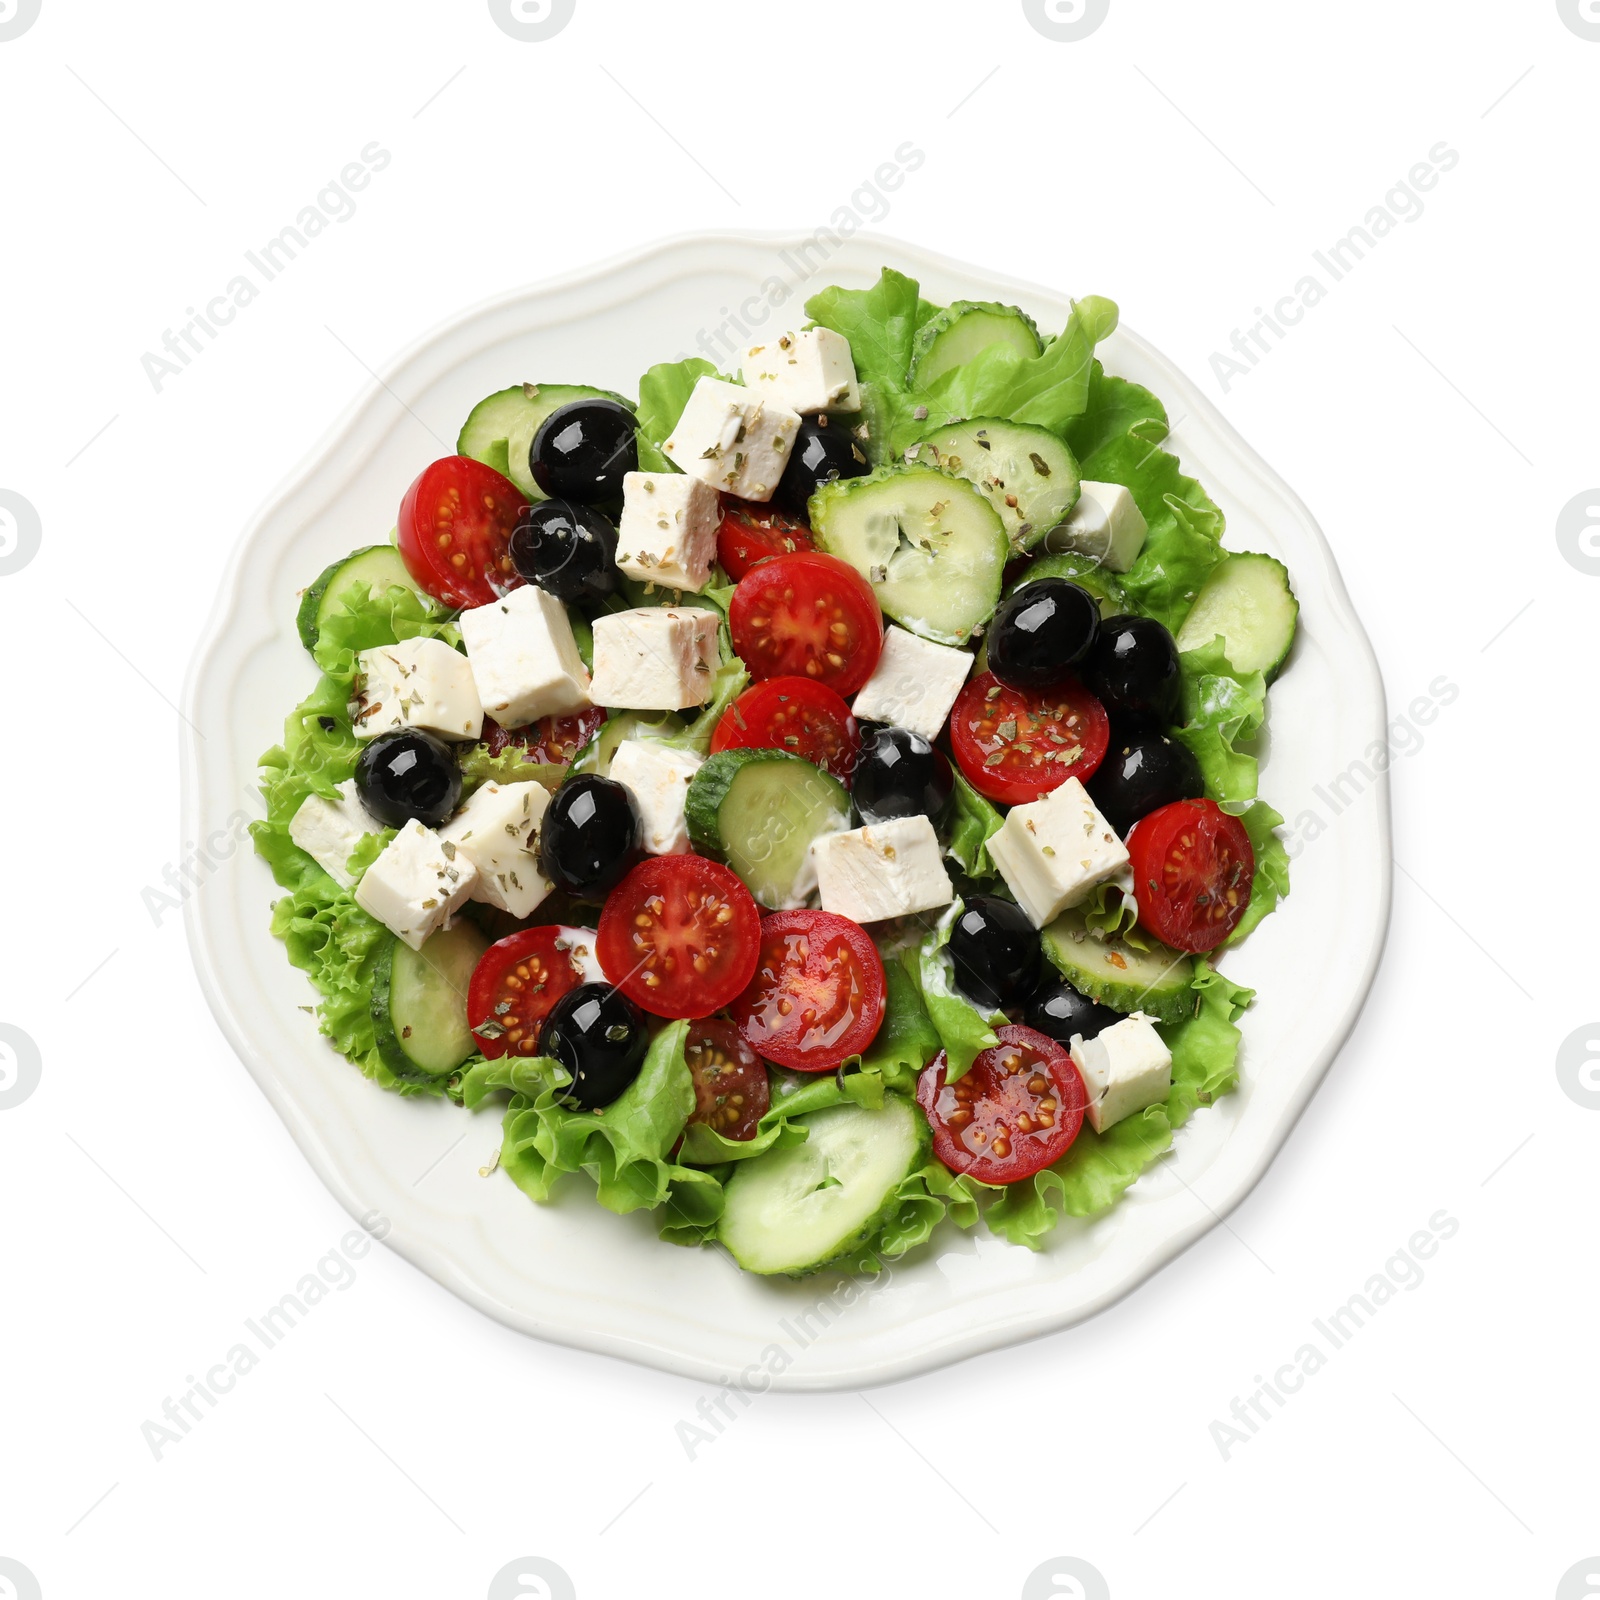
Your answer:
[182,233,1390,1391]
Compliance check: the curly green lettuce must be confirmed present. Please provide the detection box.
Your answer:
[635,357,723,472]
[912,904,1001,1082]
[944,773,1005,880]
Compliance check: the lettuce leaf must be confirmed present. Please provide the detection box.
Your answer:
[1174,636,1268,806]
[856,955,940,1092]
[944,772,1005,880]
[804,268,928,390]
[460,1020,697,1213]
[1230,801,1291,944]
[456,743,567,798]
[1063,363,1169,462]
[983,960,1253,1248]
[636,357,722,472]
[311,581,458,691]
[912,906,1001,1081]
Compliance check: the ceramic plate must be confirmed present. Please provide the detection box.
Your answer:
[182,233,1390,1390]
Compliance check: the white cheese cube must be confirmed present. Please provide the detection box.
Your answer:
[851,625,974,741]
[351,636,484,742]
[1071,1013,1172,1133]
[615,472,721,593]
[810,816,954,924]
[354,819,479,950]
[589,606,721,711]
[1046,481,1149,573]
[609,740,703,855]
[460,583,591,728]
[987,778,1130,928]
[662,376,800,503]
[438,780,553,918]
[288,779,384,888]
[741,328,861,414]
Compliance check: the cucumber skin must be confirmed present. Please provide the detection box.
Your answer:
[369,938,446,1086]
[718,1095,931,1277]
[296,545,423,652]
[1176,552,1299,682]
[908,301,1042,388]
[1039,912,1196,1026]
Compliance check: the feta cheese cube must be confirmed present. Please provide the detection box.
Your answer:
[354,819,479,950]
[351,636,484,742]
[460,583,591,727]
[589,606,721,711]
[851,625,974,741]
[438,780,553,918]
[615,472,721,593]
[662,376,800,502]
[288,779,384,888]
[741,328,861,414]
[609,739,703,855]
[1046,481,1149,573]
[811,816,954,924]
[986,778,1130,928]
[1071,1013,1172,1133]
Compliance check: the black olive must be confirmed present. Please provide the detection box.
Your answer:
[1087,728,1204,837]
[987,578,1100,691]
[852,723,953,825]
[773,414,870,516]
[530,400,637,505]
[537,774,641,898]
[354,729,462,828]
[541,983,650,1110]
[947,895,1040,1011]
[1024,982,1122,1048]
[1082,615,1183,726]
[508,498,618,605]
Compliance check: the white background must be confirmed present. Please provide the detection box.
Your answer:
[1,2,1596,1597]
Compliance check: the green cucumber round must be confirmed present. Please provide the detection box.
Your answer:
[371,920,490,1082]
[718,1095,930,1276]
[905,418,1081,554]
[808,464,1008,647]
[1039,908,1195,1026]
[1175,552,1299,680]
[908,301,1041,390]
[685,749,849,910]
[296,544,427,652]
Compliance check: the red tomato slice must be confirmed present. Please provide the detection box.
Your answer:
[1127,798,1256,952]
[397,455,528,609]
[482,708,606,768]
[948,670,1110,805]
[728,551,883,697]
[716,500,815,581]
[684,1018,771,1141]
[710,676,860,784]
[917,1025,1087,1185]
[596,856,761,1019]
[467,925,592,1058]
[729,910,886,1072]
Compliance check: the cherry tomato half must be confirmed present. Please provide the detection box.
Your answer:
[710,676,860,784]
[716,499,815,581]
[684,1017,771,1142]
[948,670,1110,806]
[482,708,606,769]
[397,455,529,609]
[728,551,883,697]
[729,910,886,1072]
[467,925,593,1058]
[917,1025,1087,1185]
[596,856,761,1019]
[1127,798,1256,953]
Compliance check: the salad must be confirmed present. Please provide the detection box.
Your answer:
[252,267,1297,1278]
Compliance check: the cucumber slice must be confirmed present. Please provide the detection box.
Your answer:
[1175,552,1299,680]
[571,709,687,777]
[905,418,1080,554]
[457,383,635,501]
[1039,909,1195,1026]
[371,920,490,1082]
[908,302,1042,390]
[685,749,850,910]
[718,1095,929,1276]
[1007,550,1128,618]
[809,464,1008,647]
[296,545,428,651]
